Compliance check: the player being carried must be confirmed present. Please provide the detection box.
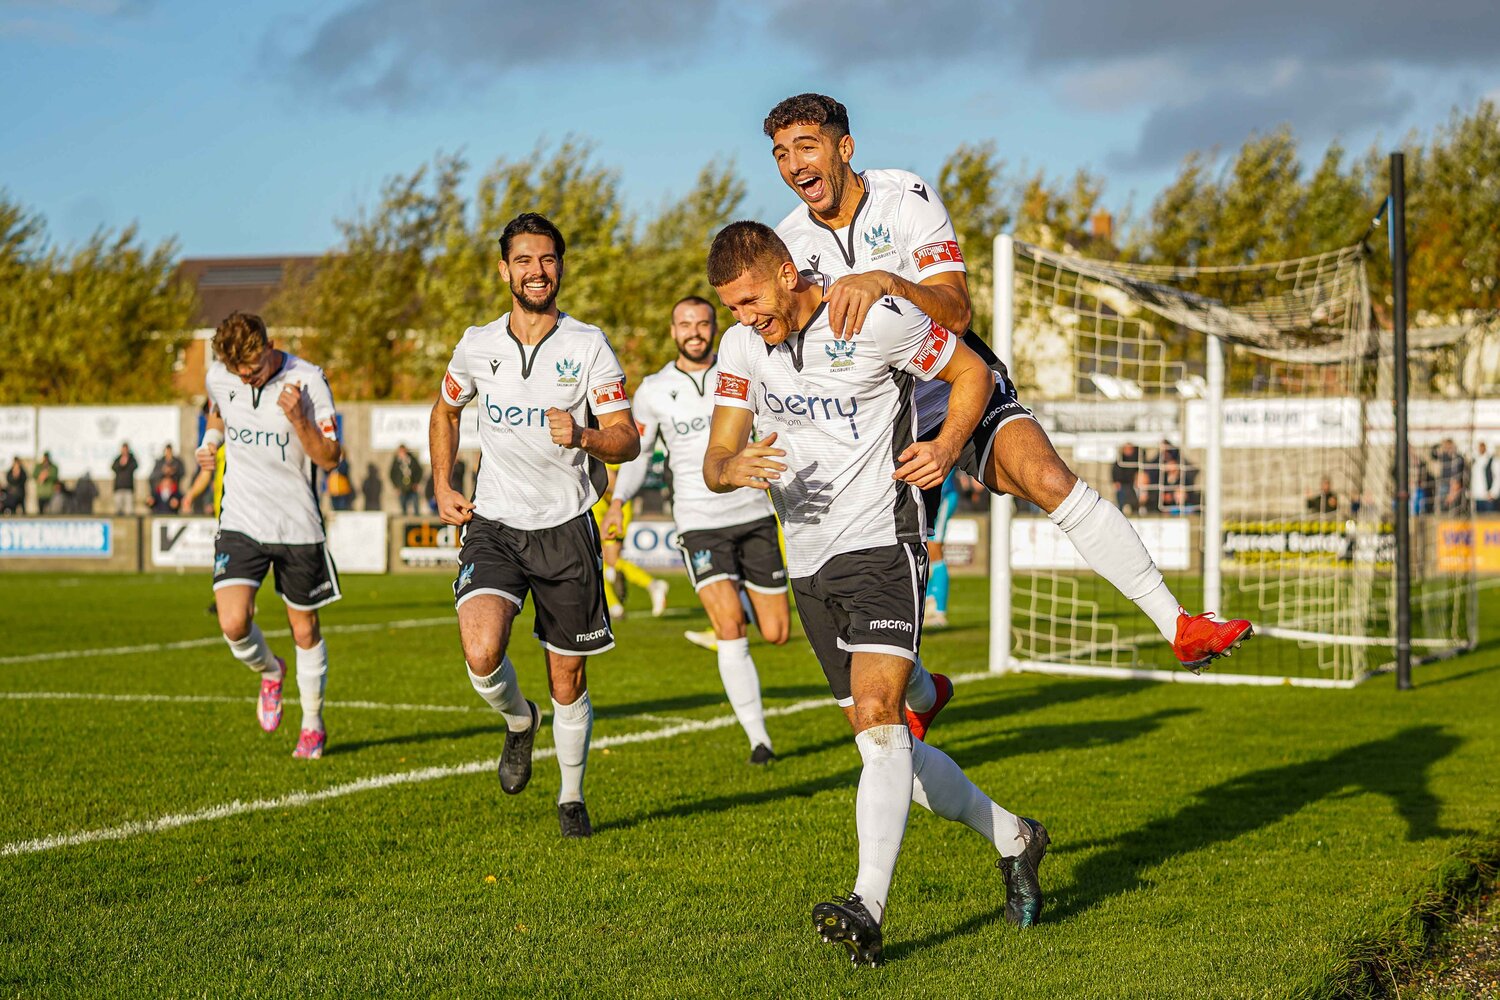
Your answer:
[605,295,788,764]
[430,213,640,839]
[705,222,1050,966]
[765,93,1252,672]
[199,311,342,760]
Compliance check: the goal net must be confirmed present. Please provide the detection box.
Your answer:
[987,236,1479,686]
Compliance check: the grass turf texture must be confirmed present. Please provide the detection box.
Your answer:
[1,572,1497,998]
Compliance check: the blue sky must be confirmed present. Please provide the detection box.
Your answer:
[3,0,1497,258]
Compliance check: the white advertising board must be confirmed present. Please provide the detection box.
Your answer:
[623,518,683,572]
[1011,516,1191,571]
[1185,397,1363,450]
[150,517,217,567]
[370,405,480,459]
[0,408,36,461]
[37,406,181,479]
[1034,400,1180,462]
[327,512,388,573]
[0,519,112,558]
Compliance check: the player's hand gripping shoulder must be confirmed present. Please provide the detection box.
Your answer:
[825,272,892,341]
[892,341,990,490]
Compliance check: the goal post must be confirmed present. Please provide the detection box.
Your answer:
[986,235,1479,687]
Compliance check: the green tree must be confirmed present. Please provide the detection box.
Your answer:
[937,142,1011,334]
[0,194,196,404]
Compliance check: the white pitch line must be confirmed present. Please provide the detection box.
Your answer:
[0,616,453,666]
[0,691,482,713]
[0,672,997,857]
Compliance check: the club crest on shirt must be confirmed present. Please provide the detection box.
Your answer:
[556,359,582,385]
[456,562,475,591]
[863,223,895,259]
[825,340,856,370]
[691,549,713,575]
[214,552,230,577]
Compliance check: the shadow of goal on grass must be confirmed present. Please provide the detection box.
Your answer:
[1045,724,1468,924]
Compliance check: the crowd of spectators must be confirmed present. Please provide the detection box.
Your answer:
[1109,440,1200,515]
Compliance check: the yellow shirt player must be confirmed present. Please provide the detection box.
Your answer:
[592,462,668,619]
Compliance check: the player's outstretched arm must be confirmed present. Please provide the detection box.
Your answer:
[429,398,474,526]
[828,270,971,341]
[546,407,641,464]
[893,341,989,490]
[704,407,785,493]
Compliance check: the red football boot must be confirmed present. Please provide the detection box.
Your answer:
[1173,609,1254,673]
[905,672,954,741]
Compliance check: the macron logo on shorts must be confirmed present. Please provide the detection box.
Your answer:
[715,371,749,401]
[868,619,915,631]
[576,627,609,643]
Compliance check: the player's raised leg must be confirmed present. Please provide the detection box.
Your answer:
[457,588,540,794]
[214,580,285,733]
[984,413,1252,672]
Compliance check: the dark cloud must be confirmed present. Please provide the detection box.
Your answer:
[282,0,725,109]
[1022,0,1500,70]
[1111,66,1415,170]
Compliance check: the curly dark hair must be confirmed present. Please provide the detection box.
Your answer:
[763,93,850,140]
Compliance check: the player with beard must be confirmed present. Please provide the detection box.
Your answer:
[704,222,1050,965]
[606,295,787,764]
[430,212,640,839]
[766,93,1252,675]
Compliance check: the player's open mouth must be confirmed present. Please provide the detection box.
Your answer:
[754,317,774,334]
[796,175,825,202]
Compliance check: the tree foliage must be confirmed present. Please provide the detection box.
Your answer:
[0,192,196,404]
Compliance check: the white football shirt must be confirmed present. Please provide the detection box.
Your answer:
[206,353,339,546]
[441,312,631,530]
[615,359,774,533]
[713,276,958,578]
[775,167,968,435]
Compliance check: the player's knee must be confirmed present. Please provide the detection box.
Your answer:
[851,696,903,733]
[1031,460,1079,511]
[218,610,252,641]
[761,619,790,645]
[289,617,321,649]
[463,644,502,676]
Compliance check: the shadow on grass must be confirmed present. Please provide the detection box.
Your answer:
[1043,724,1467,923]
[594,684,830,720]
[330,724,500,756]
[594,707,1191,839]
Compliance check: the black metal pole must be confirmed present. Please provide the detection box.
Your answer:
[1391,152,1413,690]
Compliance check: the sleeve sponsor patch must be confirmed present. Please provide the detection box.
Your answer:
[443,370,464,403]
[318,418,338,440]
[910,321,951,374]
[592,380,626,407]
[714,371,750,401]
[913,240,964,271]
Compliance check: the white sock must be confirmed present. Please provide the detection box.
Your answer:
[225,624,281,678]
[295,641,328,732]
[904,657,936,713]
[852,724,914,925]
[1048,478,1181,641]
[911,740,1026,857]
[716,637,772,749]
[552,692,593,805]
[467,657,533,732]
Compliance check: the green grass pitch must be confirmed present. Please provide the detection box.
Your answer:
[2,571,1498,998]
